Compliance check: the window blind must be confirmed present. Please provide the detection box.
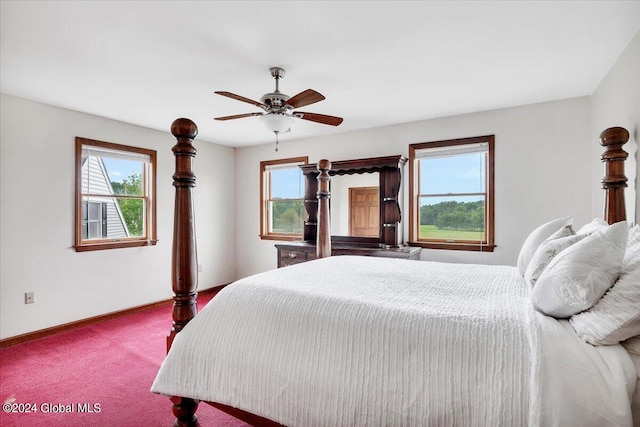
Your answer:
[264,162,305,172]
[82,146,150,163]
[414,142,488,160]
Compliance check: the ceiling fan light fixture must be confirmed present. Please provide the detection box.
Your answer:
[260,113,294,133]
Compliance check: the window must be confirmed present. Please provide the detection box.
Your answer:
[409,135,494,251]
[75,137,157,252]
[82,201,107,239]
[260,157,308,241]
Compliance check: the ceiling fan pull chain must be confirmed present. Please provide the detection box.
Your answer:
[274,131,279,152]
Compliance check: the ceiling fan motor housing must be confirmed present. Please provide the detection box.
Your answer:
[260,91,290,111]
[261,67,290,112]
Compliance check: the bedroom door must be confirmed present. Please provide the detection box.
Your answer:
[349,186,379,237]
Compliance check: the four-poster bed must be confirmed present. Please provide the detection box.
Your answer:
[152,119,638,426]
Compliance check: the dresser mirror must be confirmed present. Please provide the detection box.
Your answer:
[330,172,380,237]
[299,155,407,247]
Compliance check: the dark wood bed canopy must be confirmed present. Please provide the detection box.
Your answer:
[166,118,629,426]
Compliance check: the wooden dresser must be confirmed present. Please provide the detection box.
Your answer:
[277,155,421,268]
[275,243,421,268]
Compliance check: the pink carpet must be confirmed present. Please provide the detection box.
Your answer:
[0,293,250,426]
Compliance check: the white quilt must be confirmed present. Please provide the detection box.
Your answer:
[152,256,635,427]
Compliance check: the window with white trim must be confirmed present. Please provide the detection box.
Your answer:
[260,157,308,241]
[409,135,495,251]
[75,137,157,252]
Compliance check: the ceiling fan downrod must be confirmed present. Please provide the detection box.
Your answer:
[269,67,286,93]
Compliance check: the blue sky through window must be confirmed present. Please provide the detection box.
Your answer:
[271,167,305,199]
[420,153,485,203]
[102,158,143,184]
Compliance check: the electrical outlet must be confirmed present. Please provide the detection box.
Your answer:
[25,292,35,304]
[198,264,202,273]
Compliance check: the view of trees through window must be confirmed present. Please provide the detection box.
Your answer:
[110,172,145,237]
[271,200,304,234]
[419,199,485,241]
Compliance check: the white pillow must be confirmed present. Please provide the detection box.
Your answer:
[531,221,628,318]
[524,226,584,286]
[517,216,572,276]
[569,267,639,345]
[577,217,608,235]
[624,224,639,266]
[570,224,640,344]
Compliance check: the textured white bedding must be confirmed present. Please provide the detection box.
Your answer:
[151,256,635,426]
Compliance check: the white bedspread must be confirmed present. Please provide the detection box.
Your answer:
[152,256,635,426]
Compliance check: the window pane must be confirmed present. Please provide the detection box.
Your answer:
[269,200,304,234]
[82,196,145,239]
[88,202,100,220]
[115,197,145,237]
[419,195,485,241]
[102,158,145,196]
[420,153,485,194]
[270,167,304,199]
[88,222,100,239]
[82,156,111,195]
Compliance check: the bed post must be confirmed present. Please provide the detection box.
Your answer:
[168,118,200,427]
[316,159,332,258]
[600,126,629,224]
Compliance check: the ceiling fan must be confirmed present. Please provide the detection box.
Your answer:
[214,67,343,145]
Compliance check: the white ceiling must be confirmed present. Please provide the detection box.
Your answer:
[1,1,639,148]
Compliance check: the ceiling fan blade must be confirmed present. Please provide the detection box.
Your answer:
[214,112,263,121]
[285,89,325,109]
[295,112,343,126]
[215,91,266,108]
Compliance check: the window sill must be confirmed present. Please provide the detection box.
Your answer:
[260,234,303,242]
[74,239,158,252]
[408,241,496,252]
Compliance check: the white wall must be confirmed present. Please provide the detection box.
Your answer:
[0,94,236,339]
[591,30,640,225]
[235,96,592,278]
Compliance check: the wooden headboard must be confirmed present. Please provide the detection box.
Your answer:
[165,119,629,426]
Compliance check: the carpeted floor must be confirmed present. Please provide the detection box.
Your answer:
[0,293,250,427]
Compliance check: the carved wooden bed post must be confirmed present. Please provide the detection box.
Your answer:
[316,159,332,258]
[600,126,629,224]
[168,118,200,427]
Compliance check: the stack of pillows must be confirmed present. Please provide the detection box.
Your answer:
[517,215,640,345]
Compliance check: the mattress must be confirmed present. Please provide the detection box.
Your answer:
[152,256,635,426]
